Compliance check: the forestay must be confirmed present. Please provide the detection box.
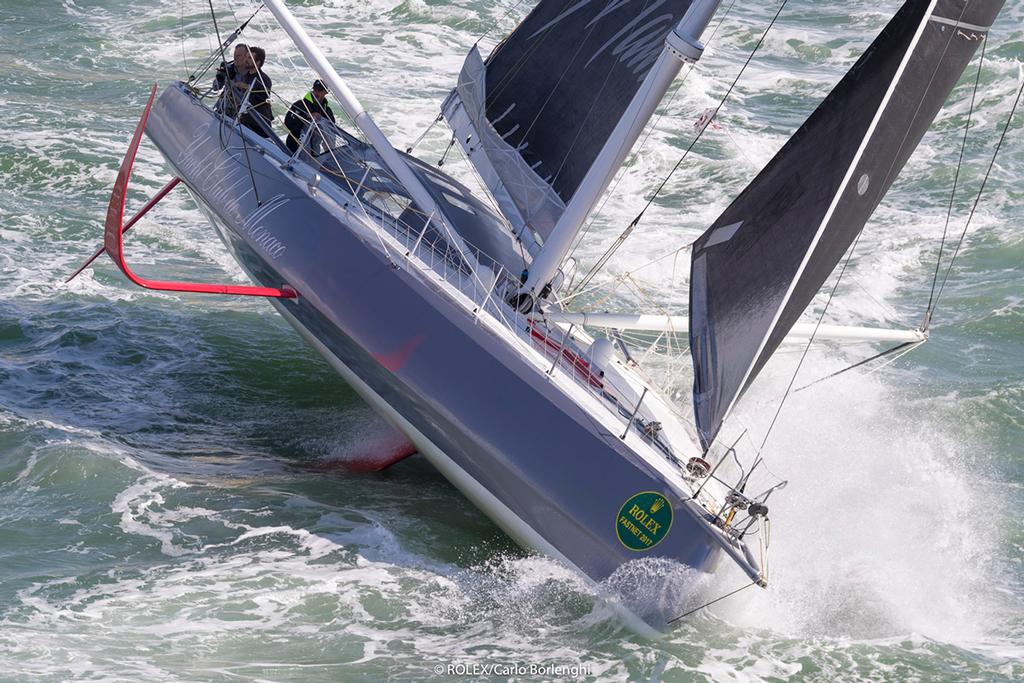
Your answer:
[688,0,1005,450]
[442,0,696,245]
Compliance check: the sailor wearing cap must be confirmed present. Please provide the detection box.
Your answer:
[284,80,337,154]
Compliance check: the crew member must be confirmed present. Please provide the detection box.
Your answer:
[239,46,274,137]
[284,79,336,154]
[213,43,252,117]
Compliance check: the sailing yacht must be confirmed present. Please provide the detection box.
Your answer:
[89,0,1006,631]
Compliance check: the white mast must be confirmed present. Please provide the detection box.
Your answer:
[262,0,466,254]
[518,0,723,305]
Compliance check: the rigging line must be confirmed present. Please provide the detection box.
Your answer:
[848,275,907,325]
[486,0,662,107]
[929,73,1024,321]
[924,34,990,328]
[667,580,757,624]
[207,0,229,87]
[546,24,630,195]
[218,72,265,208]
[564,0,740,285]
[628,0,790,229]
[451,141,514,220]
[486,7,579,105]
[743,229,867,488]
[246,10,364,139]
[472,0,528,49]
[449,143,531,270]
[564,1,777,303]
[876,0,972,197]
[190,4,263,83]
[223,0,241,22]
[738,3,988,483]
[484,0,653,162]
[209,2,240,151]
[513,1,616,164]
[732,481,785,535]
[720,417,785,494]
[180,0,190,78]
[438,135,458,167]
[896,2,979,327]
[558,238,695,306]
[931,60,1024,321]
[229,8,302,210]
[626,274,674,322]
[669,244,688,303]
[406,113,443,154]
[857,339,925,377]
[564,74,689,272]
[547,0,705,196]
[792,340,921,393]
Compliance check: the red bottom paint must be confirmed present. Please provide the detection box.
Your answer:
[313,427,418,473]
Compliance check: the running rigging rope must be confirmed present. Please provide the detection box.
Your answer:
[180,1,190,77]
[406,113,443,154]
[206,0,263,207]
[207,0,229,83]
[792,340,921,393]
[667,580,758,625]
[403,0,529,156]
[189,3,263,84]
[923,36,987,330]
[565,0,740,266]
[472,0,528,49]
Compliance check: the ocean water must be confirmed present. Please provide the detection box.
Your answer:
[0,0,1022,681]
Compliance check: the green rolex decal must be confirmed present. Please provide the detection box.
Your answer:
[616,492,673,551]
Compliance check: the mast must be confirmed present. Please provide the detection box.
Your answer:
[263,0,462,251]
[518,0,722,307]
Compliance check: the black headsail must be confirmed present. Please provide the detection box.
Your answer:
[442,0,695,244]
[688,0,1005,450]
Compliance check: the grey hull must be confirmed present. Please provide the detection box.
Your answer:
[145,83,729,630]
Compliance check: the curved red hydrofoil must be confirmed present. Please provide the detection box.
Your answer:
[103,84,296,299]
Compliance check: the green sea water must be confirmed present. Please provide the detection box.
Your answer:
[0,1,1021,680]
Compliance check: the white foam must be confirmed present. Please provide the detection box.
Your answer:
[1,1,1020,677]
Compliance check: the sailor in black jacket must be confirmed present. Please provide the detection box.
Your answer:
[214,44,274,138]
[284,80,337,154]
[213,44,252,117]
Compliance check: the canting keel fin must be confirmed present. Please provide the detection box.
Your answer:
[94,83,297,299]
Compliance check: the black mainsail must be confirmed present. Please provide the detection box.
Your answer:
[688,0,1005,450]
[442,0,695,243]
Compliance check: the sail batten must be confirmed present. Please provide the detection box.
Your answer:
[689,0,1005,450]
